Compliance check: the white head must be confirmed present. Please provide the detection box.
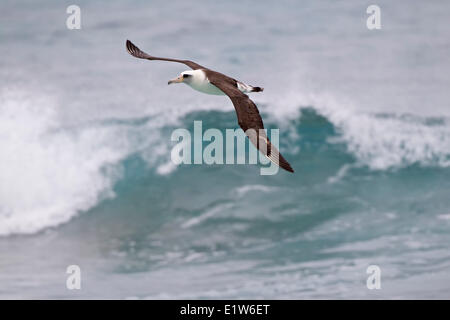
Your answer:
[167,70,195,85]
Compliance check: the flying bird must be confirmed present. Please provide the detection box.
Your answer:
[126,40,294,173]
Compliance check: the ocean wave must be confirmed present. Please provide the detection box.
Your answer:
[2,87,450,236]
[322,108,450,170]
[279,91,450,170]
[0,89,172,236]
[0,89,135,235]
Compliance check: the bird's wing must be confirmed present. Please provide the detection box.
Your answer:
[207,75,294,173]
[126,40,205,70]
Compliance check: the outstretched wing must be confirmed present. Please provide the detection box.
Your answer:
[126,40,205,70]
[207,75,294,173]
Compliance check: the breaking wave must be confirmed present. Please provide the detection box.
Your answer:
[1,88,449,236]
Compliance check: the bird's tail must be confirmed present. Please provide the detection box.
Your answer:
[251,86,264,92]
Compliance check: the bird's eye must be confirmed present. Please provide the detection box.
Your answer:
[183,74,191,78]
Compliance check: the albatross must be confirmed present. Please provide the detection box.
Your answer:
[126,40,294,173]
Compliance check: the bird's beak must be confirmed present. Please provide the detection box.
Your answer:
[168,75,183,85]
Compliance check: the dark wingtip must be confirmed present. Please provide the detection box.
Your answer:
[282,163,294,173]
[126,39,143,58]
[126,39,131,52]
[279,156,294,173]
[126,39,135,54]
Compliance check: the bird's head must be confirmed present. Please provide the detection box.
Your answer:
[168,71,193,85]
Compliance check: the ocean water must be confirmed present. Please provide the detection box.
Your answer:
[1,0,450,299]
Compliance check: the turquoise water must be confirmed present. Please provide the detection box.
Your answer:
[1,0,450,298]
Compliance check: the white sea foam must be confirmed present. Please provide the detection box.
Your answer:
[266,90,450,170]
[326,107,450,170]
[327,164,353,184]
[0,89,133,235]
[437,214,450,221]
[181,203,233,229]
[232,184,278,197]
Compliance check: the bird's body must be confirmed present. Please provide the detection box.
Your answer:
[179,69,261,96]
[181,70,225,95]
[126,40,293,173]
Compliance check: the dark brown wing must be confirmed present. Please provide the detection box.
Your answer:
[126,40,205,70]
[207,75,294,173]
